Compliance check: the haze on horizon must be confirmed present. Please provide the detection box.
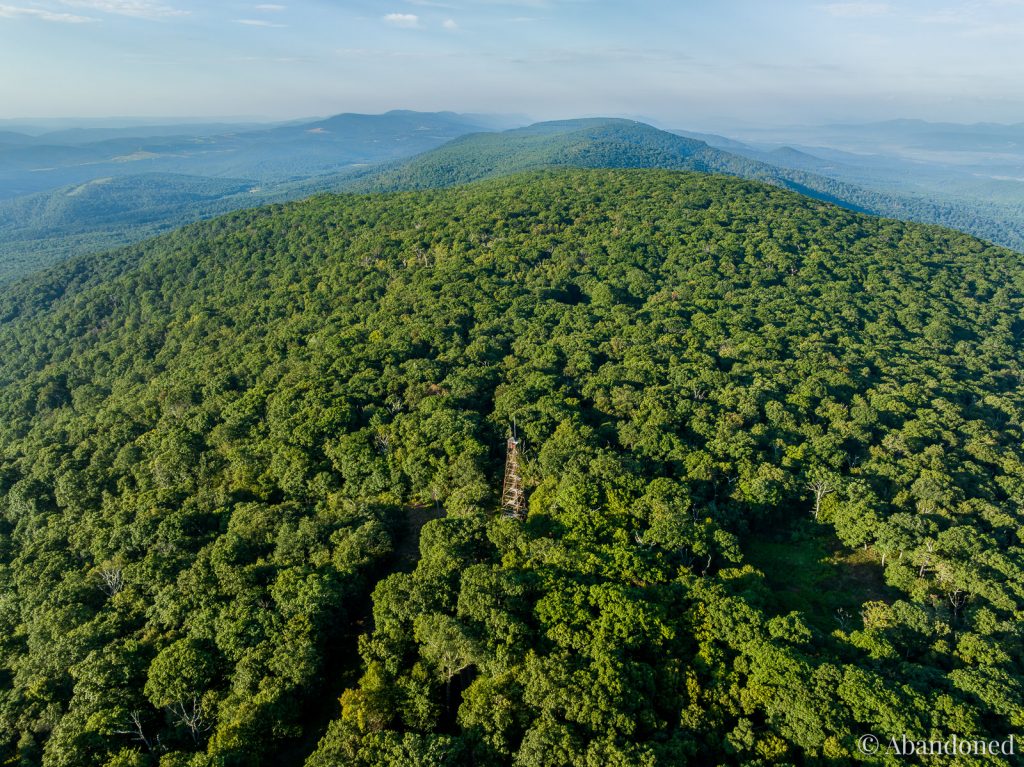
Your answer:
[1,0,1022,130]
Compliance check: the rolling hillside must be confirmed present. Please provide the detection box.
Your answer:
[1,169,1022,766]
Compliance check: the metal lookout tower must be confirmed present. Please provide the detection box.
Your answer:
[501,433,526,520]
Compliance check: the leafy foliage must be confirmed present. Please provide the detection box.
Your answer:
[0,169,1023,766]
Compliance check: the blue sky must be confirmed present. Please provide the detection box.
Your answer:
[1,0,1022,127]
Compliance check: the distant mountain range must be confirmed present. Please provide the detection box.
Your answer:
[733,118,1024,155]
[0,110,509,200]
[0,112,1021,281]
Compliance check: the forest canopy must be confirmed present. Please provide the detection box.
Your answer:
[0,169,1022,766]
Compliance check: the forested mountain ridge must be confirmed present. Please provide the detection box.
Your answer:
[1,169,1023,766]
[350,119,1024,252]
[344,119,837,193]
[2,116,1022,284]
[0,110,503,199]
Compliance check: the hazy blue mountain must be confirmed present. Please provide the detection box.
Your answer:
[724,119,1024,188]
[0,132,32,146]
[0,116,280,135]
[819,119,1024,153]
[194,110,511,182]
[730,119,1024,155]
[6,123,276,145]
[669,128,753,152]
[686,120,1024,234]
[0,110,507,200]
[692,138,928,189]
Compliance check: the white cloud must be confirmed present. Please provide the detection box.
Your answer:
[820,2,891,17]
[235,18,286,27]
[254,3,285,10]
[442,18,457,29]
[0,4,96,21]
[474,0,553,6]
[915,3,1024,38]
[59,0,188,19]
[383,12,418,27]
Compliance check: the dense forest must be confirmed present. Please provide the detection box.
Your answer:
[1,169,1023,766]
